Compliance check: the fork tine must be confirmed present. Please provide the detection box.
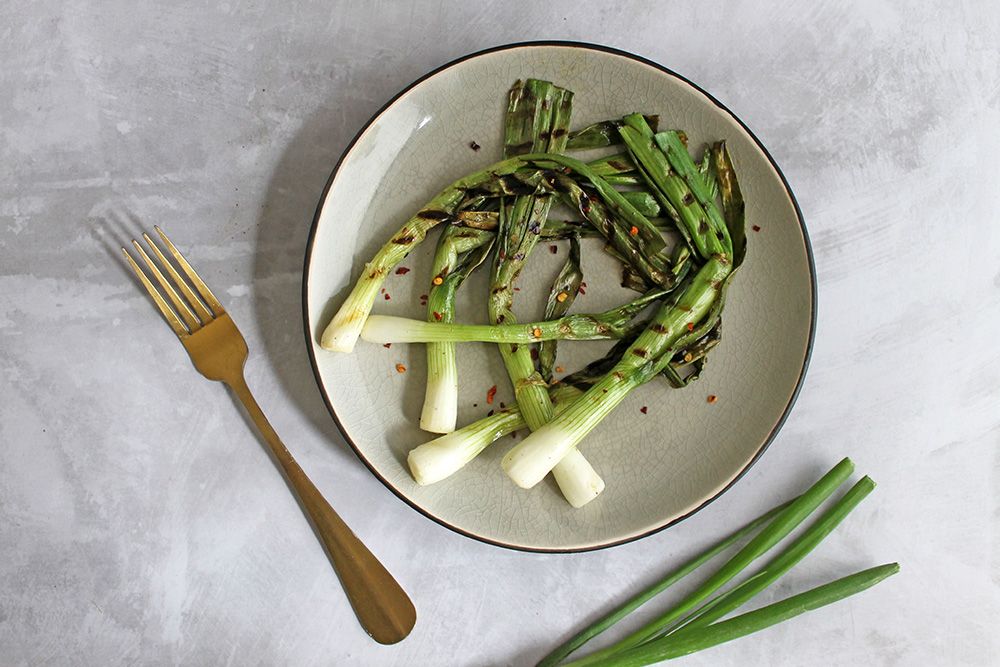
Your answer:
[153,226,225,315]
[122,247,188,337]
[131,240,202,332]
[141,232,213,324]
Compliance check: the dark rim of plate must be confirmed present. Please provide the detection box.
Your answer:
[301,40,817,554]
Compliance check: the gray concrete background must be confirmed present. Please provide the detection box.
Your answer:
[1,1,997,665]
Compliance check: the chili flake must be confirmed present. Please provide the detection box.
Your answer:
[433,311,443,321]
[383,343,392,349]
[549,245,558,254]
[707,394,718,404]
[556,291,568,303]
[395,266,411,275]
[640,406,648,414]
[395,363,407,373]
[686,322,695,331]
[629,225,639,236]
[752,225,761,232]
[384,293,391,300]
[487,409,495,417]
[486,385,498,404]
[469,140,481,151]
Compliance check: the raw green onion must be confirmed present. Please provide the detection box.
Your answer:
[537,461,898,665]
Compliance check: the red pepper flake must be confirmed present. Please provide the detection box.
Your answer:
[629,225,639,236]
[433,311,443,321]
[383,343,391,349]
[752,225,761,232]
[395,266,411,275]
[487,409,495,417]
[549,245,558,254]
[687,322,695,331]
[395,363,407,373]
[577,285,586,295]
[384,293,391,300]
[514,286,521,292]
[419,294,428,301]
[380,287,385,294]
[707,394,718,404]
[469,140,481,151]
[640,406,648,414]
[486,385,497,405]
[530,348,539,361]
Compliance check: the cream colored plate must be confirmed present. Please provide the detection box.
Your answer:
[304,42,815,552]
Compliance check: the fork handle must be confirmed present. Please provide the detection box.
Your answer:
[226,374,416,644]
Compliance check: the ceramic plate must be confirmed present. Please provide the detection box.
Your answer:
[303,42,814,552]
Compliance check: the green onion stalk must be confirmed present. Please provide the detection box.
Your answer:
[455,212,675,241]
[617,114,731,260]
[586,152,637,178]
[538,235,584,382]
[419,225,494,434]
[361,288,664,344]
[547,171,675,289]
[319,155,527,352]
[565,115,661,150]
[489,79,605,508]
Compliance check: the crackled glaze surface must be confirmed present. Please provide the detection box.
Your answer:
[305,45,812,551]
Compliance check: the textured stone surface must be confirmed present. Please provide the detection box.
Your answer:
[1,2,998,665]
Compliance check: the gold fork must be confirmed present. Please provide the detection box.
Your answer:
[122,226,416,644]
